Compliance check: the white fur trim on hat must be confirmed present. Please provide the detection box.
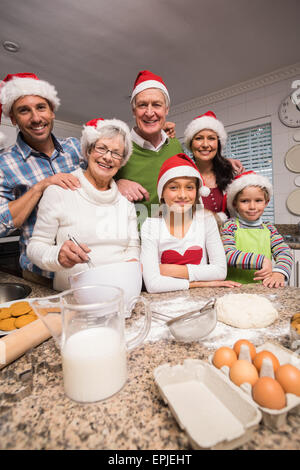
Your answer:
[0,77,60,115]
[157,166,210,201]
[226,172,273,216]
[184,115,227,155]
[80,118,132,167]
[131,80,170,106]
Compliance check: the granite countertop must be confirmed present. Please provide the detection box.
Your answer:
[0,271,300,450]
[277,224,300,250]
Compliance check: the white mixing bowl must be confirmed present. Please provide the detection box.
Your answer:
[69,261,142,317]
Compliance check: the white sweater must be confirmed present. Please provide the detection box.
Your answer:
[141,209,227,293]
[27,168,140,291]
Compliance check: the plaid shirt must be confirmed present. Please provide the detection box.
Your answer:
[0,132,85,278]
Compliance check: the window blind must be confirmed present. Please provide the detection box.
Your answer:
[225,123,274,223]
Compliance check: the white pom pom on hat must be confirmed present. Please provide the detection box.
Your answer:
[226,170,273,216]
[80,117,133,167]
[131,70,170,106]
[157,153,210,201]
[184,110,227,155]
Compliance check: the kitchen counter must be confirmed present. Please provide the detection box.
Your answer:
[0,271,300,450]
[277,224,300,250]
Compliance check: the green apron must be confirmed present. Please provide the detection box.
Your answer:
[226,218,272,284]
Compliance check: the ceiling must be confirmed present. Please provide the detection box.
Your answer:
[1,0,299,126]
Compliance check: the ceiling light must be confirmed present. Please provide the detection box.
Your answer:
[3,41,20,53]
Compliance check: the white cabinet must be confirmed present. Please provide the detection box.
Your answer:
[289,249,300,287]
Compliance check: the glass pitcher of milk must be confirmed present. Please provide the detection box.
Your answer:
[31,285,151,403]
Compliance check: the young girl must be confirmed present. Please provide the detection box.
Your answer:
[141,153,241,293]
[220,171,293,288]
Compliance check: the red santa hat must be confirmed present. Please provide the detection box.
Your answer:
[131,70,170,106]
[184,111,227,155]
[157,153,210,201]
[0,73,60,148]
[225,170,273,216]
[80,117,133,167]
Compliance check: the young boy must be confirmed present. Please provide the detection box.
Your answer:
[220,171,293,287]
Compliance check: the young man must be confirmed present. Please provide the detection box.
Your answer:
[0,73,84,286]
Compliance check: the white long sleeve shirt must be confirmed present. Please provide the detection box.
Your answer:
[27,168,140,291]
[141,209,227,293]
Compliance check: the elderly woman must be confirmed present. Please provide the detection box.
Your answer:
[27,118,140,291]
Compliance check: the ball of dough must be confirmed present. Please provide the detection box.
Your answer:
[215,294,278,329]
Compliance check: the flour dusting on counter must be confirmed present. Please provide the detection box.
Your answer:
[126,293,288,349]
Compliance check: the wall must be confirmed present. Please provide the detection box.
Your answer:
[168,63,300,224]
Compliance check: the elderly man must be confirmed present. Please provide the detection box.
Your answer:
[116,70,183,217]
[116,70,242,219]
[0,73,84,286]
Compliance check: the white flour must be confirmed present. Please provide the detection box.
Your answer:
[126,293,288,350]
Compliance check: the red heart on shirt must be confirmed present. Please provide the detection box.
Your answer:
[161,246,203,265]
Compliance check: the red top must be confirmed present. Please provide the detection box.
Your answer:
[202,187,226,213]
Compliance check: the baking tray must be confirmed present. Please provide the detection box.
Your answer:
[154,359,262,450]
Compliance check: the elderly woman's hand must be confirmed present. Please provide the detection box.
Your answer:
[58,240,91,268]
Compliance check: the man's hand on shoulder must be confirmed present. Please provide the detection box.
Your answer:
[116,179,149,202]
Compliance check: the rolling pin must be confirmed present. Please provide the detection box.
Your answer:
[0,315,62,369]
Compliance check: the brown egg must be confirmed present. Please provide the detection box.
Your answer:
[233,339,256,360]
[252,376,286,409]
[212,347,237,369]
[275,364,300,397]
[229,359,259,387]
[253,350,280,373]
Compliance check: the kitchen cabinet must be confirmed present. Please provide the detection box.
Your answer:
[289,249,300,287]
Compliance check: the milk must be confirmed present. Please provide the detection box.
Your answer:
[62,327,127,402]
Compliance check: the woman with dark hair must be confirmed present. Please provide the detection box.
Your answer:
[184,111,241,222]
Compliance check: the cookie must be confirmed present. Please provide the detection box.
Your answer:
[38,307,61,316]
[0,317,16,331]
[14,313,37,329]
[10,301,32,317]
[0,307,12,320]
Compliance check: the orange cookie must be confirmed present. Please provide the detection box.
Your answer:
[0,317,16,331]
[14,313,37,329]
[10,301,32,317]
[38,307,61,316]
[0,307,12,320]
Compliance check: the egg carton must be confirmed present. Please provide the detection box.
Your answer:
[154,359,262,450]
[208,341,300,430]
